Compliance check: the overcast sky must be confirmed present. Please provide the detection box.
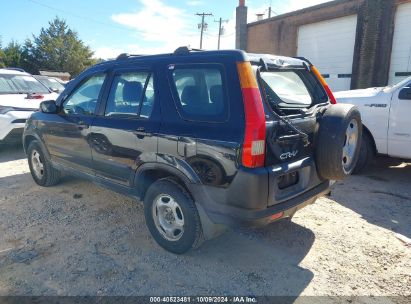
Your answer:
[0,0,332,58]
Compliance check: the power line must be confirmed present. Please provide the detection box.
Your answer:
[196,12,213,49]
[27,0,141,33]
[204,31,235,38]
[27,0,199,39]
[222,32,235,37]
[27,0,212,49]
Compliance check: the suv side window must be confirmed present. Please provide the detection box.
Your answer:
[63,74,106,115]
[105,71,154,118]
[169,65,228,122]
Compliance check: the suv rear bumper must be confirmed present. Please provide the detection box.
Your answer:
[193,180,330,227]
[190,157,330,227]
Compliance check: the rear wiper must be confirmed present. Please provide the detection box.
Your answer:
[257,69,310,146]
[264,95,310,146]
[271,110,310,146]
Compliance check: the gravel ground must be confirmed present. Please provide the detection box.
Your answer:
[0,144,410,297]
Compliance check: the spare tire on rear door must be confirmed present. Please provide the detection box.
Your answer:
[315,104,362,180]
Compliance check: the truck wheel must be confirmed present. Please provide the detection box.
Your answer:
[353,131,374,174]
[27,141,61,187]
[316,104,362,180]
[144,178,203,254]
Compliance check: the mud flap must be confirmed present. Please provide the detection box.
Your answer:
[195,203,229,240]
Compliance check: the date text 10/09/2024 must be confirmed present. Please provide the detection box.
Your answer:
[149,296,258,303]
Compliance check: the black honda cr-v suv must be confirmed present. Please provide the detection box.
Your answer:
[23,47,361,253]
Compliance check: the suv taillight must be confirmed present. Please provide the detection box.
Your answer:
[237,62,266,168]
[26,93,44,100]
[311,66,337,104]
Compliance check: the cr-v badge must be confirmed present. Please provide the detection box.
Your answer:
[280,150,298,160]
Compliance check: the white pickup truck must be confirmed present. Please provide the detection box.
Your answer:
[334,76,411,172]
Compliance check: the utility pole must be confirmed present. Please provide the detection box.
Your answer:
[268,0,276,18]
[215,17,229,50]
[268,0,272,18]
[196,12,213,49]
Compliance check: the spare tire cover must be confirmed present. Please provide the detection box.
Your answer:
[315,104,362,180]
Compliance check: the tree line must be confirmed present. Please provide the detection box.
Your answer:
[0,17,99,77]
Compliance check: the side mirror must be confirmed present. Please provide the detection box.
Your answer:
[399,87,411,100]
[40,100,58,114]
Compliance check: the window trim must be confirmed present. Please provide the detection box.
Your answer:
[257,67,329,111]
[167,63,230,123]
[101,68,155,120]
[61,72,108,117]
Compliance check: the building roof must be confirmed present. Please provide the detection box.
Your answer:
[0,68,30,75]
[39,70,71,77]
[247,0,352,26]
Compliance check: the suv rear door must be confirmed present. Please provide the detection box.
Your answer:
[90,67,159,186]
[158,60,242,187]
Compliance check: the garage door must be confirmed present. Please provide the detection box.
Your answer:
[297,15,358,92]
[389,2,411,85]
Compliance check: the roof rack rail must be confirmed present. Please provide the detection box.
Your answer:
[173,46,204,55]
[293,56,312,65]
[116,53,144,60]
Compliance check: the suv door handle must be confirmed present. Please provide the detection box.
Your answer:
[133,127,151,139]
[77,121,89,130]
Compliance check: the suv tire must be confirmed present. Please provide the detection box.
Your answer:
[316,104,362,180]
[144,178,203,254]
[353,131,374,174]
[27,141,61,187]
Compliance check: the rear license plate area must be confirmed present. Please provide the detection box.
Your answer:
[277,171,299,190]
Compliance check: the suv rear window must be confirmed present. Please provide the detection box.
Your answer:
[169,65,228,122]
[259,69,328,109]
[105,71,154,118]
[38,77,65,92]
